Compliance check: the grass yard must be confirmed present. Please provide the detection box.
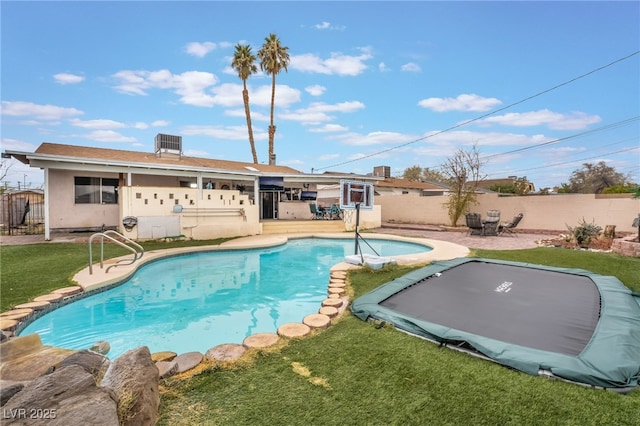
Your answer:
[1,241,639,425]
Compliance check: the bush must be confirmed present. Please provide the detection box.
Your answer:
[566,218,602,246]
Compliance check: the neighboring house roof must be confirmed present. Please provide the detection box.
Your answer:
[376,177,449,191]
[477,178,535,192]
[33,143,302,175]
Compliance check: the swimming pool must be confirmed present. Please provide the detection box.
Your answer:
[20,237,431,358]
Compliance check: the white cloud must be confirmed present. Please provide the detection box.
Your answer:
[290,49,372,76]
[181,125,268,141]
[378,62,390,72]
[54,73,85,84]
[69,118,126,129]
[477,109,601,130]
[418,93,502,112]
[280,101,364,125]
[313,21,345,31]
[0,101,83,120]
[111,69,219,106]
[185,41,217,58]
[1,138,38,152]
[337,131,417,147]
[309,124,349,133]
[305,85,326,96]
[401,62,421,72]
[151,120,170,127]
[82,130,137,143]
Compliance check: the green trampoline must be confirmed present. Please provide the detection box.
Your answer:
[351,258,640,391]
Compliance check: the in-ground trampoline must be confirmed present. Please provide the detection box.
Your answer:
[351,258,640,391]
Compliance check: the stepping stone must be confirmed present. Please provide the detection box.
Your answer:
[330,271,347,279]
[329,278,345,284]
[52,286,83,296]
[151,351,177,362]
[327,293,341,299]
[277,322,311,338]
[33,293,64,303]
[156,360,179,379]
[205,343,246,362]
[328,281,346,288]
[321,298,343,308]
[319,306,339,318]
[328,287,345,296]
[13,301,50,311]
[243,333,280,349]
[0,319,19,331]
[173,352,203,374]
[303,313,331,329]
[0,308,33,317]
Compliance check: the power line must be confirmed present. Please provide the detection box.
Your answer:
[313,51,640,172]
[481,117,639,161]
[488,146,640,178]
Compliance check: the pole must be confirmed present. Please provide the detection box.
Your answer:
[354,203,360,255]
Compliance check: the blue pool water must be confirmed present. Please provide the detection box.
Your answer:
[20,237,430,358]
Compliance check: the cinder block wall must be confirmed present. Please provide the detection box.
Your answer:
[377,193,639,234]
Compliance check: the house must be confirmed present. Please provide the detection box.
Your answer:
[3,134,381,240]
[370,165,449,196]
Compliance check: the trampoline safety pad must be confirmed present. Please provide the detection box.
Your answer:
[351,258,640,390]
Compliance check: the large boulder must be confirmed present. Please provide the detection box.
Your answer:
[100,346,160,426]
[2,364,119,425]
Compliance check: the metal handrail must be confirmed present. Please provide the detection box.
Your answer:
[89,231,144,275]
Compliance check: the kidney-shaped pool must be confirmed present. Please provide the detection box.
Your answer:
[20,237,431,358]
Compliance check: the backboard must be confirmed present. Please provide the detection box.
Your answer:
[339,180,374,210]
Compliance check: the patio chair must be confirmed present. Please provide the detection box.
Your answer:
[327,204,342,220]
[483,210,501,236]
[309,203,326,220]
[465,213,484,236]
[499,213,524,236]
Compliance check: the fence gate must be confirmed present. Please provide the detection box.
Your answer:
[0,191,45,236]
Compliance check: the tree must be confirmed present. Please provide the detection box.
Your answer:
[231,43,259,164]
[257,33,290,165]
[422,168,449,185]
[563,161,631,194]
[403,165,422,181]
[402,165,449,185]
[440,144,486,226]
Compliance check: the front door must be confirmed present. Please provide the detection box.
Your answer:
[260,191,279,219]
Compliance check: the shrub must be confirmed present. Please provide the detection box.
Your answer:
[566,218,602,246]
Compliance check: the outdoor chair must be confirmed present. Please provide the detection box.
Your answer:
[327,204,342,220]
[309,203,326,220]
[499,213,524,236]
[465,213,484,236]
[483,210,501,236]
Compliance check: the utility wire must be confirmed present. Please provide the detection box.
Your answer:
[488,146,640,178]
[313,51,640,172]
[480,116,639,161]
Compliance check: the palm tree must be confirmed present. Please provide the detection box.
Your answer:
[231,43,259,164]
[257,33,290,165]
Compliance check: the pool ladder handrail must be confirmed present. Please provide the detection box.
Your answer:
[89,230,145,275]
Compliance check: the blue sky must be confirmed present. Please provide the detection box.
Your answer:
[2,1,639,190]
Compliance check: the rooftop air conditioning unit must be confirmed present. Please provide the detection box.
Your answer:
[155,134,182,158]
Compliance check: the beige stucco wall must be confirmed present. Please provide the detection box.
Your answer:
[48,169,120,230]
[378,193,639,233]
[119,186,260,240]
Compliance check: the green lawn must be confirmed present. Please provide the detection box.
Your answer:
[1,242,639,425]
